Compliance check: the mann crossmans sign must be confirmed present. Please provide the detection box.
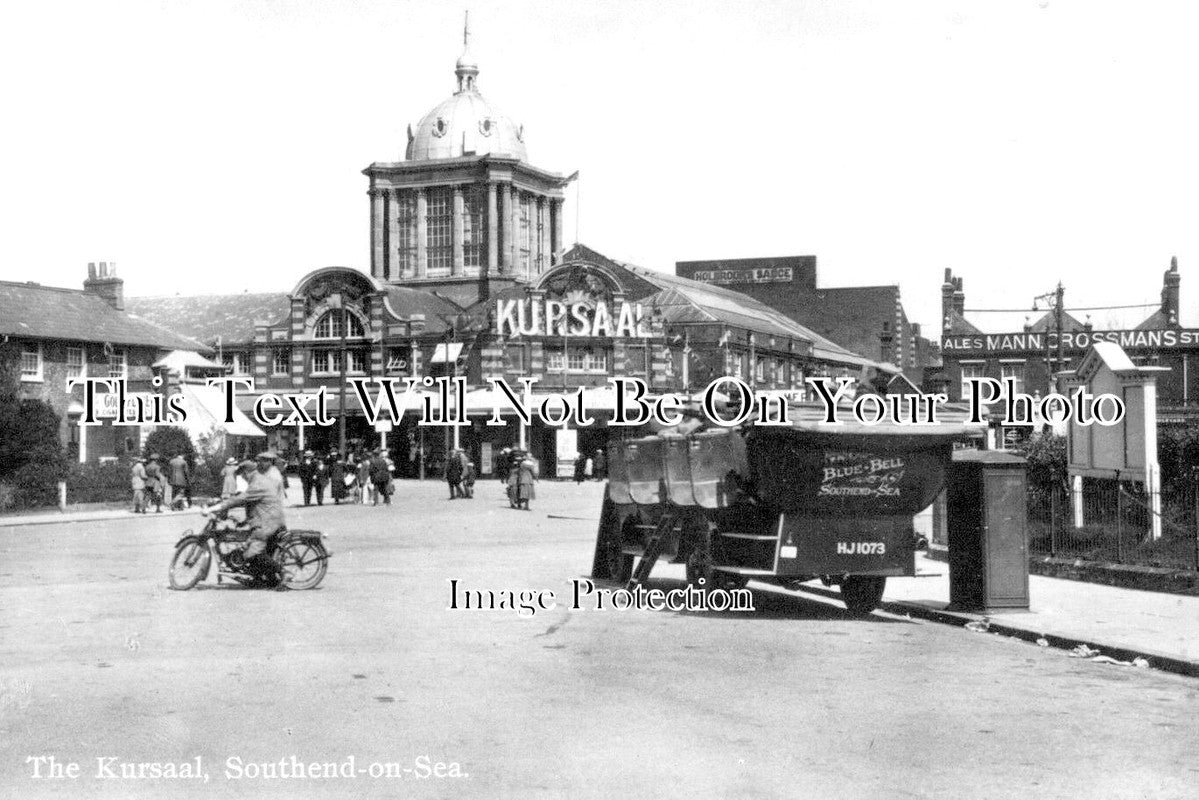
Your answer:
[942,328,1199,352]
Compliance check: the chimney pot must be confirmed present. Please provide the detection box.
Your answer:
[83,260,125,311]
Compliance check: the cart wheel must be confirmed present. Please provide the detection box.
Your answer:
[685,553,747,593]
[684,516,748,593]
[841,575,886,616]
[604,528,633,583]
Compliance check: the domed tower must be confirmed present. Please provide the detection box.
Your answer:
[363,16,572,306]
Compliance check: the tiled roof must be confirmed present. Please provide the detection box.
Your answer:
[0,280,206,351]
[381,286,464,335]
[561,243,880,369]
[126,293,291,347]
[619,265,870,364]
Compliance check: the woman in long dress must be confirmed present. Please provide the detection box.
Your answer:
[513,454,537,510]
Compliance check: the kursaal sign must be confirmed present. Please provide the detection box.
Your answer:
[493,297,652,338]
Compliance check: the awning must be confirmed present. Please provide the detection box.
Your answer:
[153,350,225,372]
[182,384,266,437]
[430,342,463,364]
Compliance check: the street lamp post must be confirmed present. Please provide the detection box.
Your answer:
[338,311,348,455]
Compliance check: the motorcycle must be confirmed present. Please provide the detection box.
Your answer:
[168,515,330,591]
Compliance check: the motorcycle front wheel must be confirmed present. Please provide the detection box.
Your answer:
[168,539,210,590]
[275,540,328,590]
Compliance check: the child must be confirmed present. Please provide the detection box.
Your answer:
[461,460,476,499]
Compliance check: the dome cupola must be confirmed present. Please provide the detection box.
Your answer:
[405,14,528,162]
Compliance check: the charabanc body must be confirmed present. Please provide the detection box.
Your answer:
[590,402,979,614]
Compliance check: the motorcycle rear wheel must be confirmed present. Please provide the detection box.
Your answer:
[276,540,328,590]
[169,539,210,591]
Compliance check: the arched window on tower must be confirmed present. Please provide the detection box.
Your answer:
[314,309,365,339]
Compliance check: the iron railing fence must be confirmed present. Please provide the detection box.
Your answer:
[1027,478,1199,571]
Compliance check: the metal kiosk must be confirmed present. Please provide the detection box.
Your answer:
[945,450,1030,612]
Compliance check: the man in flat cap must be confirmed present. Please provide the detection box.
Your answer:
[202,451,287,587]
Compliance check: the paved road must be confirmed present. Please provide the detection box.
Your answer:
[1,481,1197,799]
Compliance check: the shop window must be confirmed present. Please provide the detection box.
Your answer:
[107,349,127,379]
[66,346,86,380]
[546,346,565,372]
[272,348,290,376]
[1000,362,1025,396]
[567,348,586,372]
[386,347,412,374]
[960,363,983,401]
[773,359,785,387]
[222,352,249,375]
[312,349,366,375]
[20,343,42,382]
[504,344,526,374]
[314,309,365,340]
[754,356,766,384]
[426,188,453,276]
[546,344,609,374]
[626,345,649,377]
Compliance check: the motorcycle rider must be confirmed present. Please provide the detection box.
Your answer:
[200,451,287,587]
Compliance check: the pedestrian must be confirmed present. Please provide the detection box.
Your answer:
[298,449,317,506]
[130,457,147,513]
[327,450,348,505]
[445,448,464,500]
[370,448,391,506]
[267,456,288,501]
[594,449,607,481]
[313,455,328,506]
[356,456,372,505]
[573,452,587,484]
[583,454,594,481]
[145,454,164,513]
[513,452,537,511]
[219,456,239,499]
[461,459,476,499]
[496,447,511,482]
[168,453,191,509]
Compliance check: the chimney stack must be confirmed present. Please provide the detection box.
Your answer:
[1161,255,1180,327]
[84,261,125,311]
[941,269,956,331]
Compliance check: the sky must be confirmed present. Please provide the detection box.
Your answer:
[1,0,1197,334]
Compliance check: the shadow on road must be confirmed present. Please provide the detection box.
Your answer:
[581,575,913,623]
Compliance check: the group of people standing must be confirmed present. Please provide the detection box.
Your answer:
[443,449,477,500]
[130,453,193,514]
[496,447,538,510]
[296,448,395,507]
[573,449,607,484]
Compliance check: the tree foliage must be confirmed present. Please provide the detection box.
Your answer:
[0,342,68,508]
[1018,431,1067,491]
[1158,424,1199,495]
[142,426,197,466]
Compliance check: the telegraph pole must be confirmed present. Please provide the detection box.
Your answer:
[1054,281,1065,389]
[338,312,348,455]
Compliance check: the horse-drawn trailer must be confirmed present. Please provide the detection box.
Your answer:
[590,405,979,615]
